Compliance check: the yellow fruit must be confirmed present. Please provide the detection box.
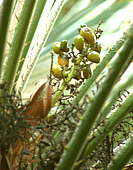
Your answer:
[87,51,100,63]
[80,27,96,44]
[58,55,69,67]
[74,35,84,51]
[52,64,63,79]
[52,42,61,54]
[82,66,91,79]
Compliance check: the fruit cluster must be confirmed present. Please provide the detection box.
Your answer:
[51,24,102,81]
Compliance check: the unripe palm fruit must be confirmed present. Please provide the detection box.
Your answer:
[51,64,63,79]
[82,66,91,79]
[60,40,69,52]
[52,42,61,54]
[74,35,84,51]
[91,43,101,53]
[58,55,69,67]
[80,27,96,45]
[87,51,100,63]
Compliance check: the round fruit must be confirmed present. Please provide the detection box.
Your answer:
[87,51,100,63]
[80,27,96,45]
[82,66,91,79]
[51,64,63,79]
[74,35,84,51]
[52,42,61,54]
[58,55,69,67]
[60,40,69,52]
[91,43,101,53]
[61,40,67,48]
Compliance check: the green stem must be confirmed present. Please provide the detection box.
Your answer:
[55,24,133,170]
[18,0,65,93]
[0,0,15,77]
[107,135,133,170]
[97,71,133,121]
[52,54,83,106]
[83,93,133,157]
[15,0,47,85]
[2,0,36,92]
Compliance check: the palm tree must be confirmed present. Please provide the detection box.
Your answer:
[0,0,133,169]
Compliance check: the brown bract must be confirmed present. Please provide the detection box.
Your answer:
[24,80,53,126]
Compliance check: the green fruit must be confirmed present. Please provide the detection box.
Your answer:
[87,51,100,63]
[74,35,84,51]
[80,27,96,45]
[60,40,69,52]
[52,42,61,54]
[60,40,67,49]
[82,66,91,79]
